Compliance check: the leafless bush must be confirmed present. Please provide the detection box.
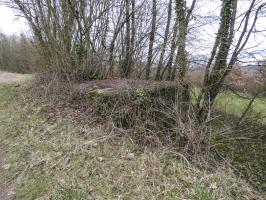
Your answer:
[188,68,204,88]
[90,85,211,159]
[225,63,266,96]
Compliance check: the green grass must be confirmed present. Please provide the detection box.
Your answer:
[0,83,265,199]
[0,84,18,103]
[192,87,266,120]
[215,91,266,118]
[191,88,266,192]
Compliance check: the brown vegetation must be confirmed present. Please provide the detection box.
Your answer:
[2,0,265,165]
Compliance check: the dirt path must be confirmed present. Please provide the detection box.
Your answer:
[0,71,31,83]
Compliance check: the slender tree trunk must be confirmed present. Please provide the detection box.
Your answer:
[161,19,178,80]
[130,0,135,69]
[176,0,189,82]
[121,0,132,78]
[107,4,125,77]
[155,0,172,80]
[161,0,195,121]
[175,0,192,118]
[146,0,157,80]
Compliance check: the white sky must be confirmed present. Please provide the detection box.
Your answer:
[190,0,266,63]
[0,5,28,35]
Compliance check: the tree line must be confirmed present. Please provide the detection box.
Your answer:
[0,33,37,73]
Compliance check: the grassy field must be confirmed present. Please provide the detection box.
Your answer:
[192,88,266,120]
[0,83,265,199]
[215,92,266,119]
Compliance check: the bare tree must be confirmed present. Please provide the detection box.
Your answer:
[197,0,266,122]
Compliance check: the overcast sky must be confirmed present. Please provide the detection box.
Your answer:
[0,1,265,63]
[191,0,266,63]
[0,5,28,35]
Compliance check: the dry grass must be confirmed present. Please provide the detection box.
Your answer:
[0,71,32,84]
[0,83,265,199]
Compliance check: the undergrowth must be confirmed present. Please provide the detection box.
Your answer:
[0,83,265,199]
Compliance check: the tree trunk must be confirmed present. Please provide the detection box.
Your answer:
[197,0,238,122]
[146,0,157,80]
[155,0,172,80]
[161,19,178,80]
[121,0,132,78]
